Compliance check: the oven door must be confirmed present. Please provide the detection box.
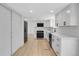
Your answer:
[37,31,44,38]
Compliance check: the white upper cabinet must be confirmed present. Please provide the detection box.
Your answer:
[55,4,79,27]
[56,12,64,26]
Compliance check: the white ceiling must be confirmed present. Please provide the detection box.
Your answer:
[7,3,70,18]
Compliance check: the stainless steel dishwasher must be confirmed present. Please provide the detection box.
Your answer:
[49,33,52,48]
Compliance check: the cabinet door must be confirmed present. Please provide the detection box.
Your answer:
[56,12,64,26]
[61,38,78,56]
[12,12,24,54]
[70,4,78,26]
[63,6,71,26]
[56,5,71,27]
[0,5,11,56]
[58,13,64,26]
[55,15,59,27]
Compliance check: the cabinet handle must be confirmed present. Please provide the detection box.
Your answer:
[54,28,56,32]
[56,23,58,26]
[64,21,66,26]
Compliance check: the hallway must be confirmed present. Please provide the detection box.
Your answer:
[14,36,56,56]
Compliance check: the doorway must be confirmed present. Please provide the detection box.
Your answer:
[24,21,28,43]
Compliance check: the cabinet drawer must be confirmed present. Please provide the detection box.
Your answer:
[55,44,61,53]
[55,37,61,44]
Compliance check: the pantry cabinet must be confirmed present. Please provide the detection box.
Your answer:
[12,11,24,54]
[0,4,11,56]
[55,4,79,27]
[0,4,24,56]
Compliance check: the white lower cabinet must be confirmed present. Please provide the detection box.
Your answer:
[60,38,79,56]
[52,34,79,56]
[52,36,61,56]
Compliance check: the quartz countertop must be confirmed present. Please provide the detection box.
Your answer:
[46,29,78,39]
[51,33,78,39]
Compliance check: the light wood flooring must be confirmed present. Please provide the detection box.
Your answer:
[13,36,56,56]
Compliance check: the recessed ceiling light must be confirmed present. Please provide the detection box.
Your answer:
[50,10,54,13]
[66,10,71,13]
[29,10,33,13]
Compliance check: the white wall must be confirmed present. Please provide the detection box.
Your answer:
[12,11,24,54]
[0,5,11,56]
[56,26,79,38]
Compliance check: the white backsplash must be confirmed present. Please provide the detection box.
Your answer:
[56,26,79,38]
